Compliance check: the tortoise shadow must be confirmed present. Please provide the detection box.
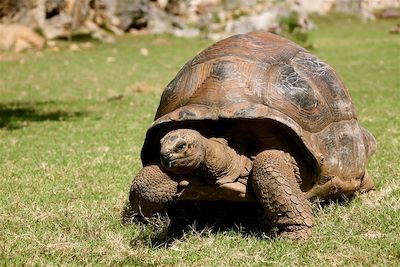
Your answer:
[0,101,86,130]
[122,201,274,248]
[122,196,357,247]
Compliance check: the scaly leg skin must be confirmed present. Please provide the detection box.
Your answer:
[252,150,313,240]
[129,164,178,218]
[359,170,375,194]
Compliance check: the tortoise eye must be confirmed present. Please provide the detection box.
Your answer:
[175,143,187,152]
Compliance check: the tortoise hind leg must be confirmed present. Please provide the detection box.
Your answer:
[129,164,178,217]
[252,150,313,239]
[359,170,375,193]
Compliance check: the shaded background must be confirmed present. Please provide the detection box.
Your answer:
[1,0,400,52]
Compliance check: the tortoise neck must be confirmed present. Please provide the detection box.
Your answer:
[198,138,250,184]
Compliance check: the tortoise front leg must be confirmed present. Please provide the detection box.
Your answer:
[129,164,179,217]
[252,150,313,239]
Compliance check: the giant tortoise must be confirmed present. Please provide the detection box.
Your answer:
[129,32,376,239]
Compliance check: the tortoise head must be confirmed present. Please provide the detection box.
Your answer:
[160,129,206,174]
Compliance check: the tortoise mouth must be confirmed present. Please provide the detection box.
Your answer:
[160,154,189,170]
[160,152,178,166]
[161,152,203,175]
[161,156,179,168]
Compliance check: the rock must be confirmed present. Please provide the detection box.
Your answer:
[225,6,289,35]
[139,47,149,56]
[288,0,335,15]
[150,6,200,37]
[147,3,172,34]
[129,28,149,35]
[102,0,149,31]
[81,41,92,48]
[0,0,24,20]
[165,0,182,15]
[44,0,65,14]
[390,24,400,33]
[376,7,400,19]
[106,56,115,62]
[14,38,32,52]
[333,0,400,20]
[173,27,200,38]
[40,13,72,39]
[47,39,60,51]
[84,20,115,43]
[157,0,169,10]
[69,43,79,51]
[47,40,57,47]
[148,1,209,38]
[0,24,45,52]
[64,0,91,30]
[32,0,89,39]
[223,0,256,10]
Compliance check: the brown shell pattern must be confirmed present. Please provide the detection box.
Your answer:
[141,32,376,182]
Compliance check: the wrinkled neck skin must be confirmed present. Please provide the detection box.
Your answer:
[197,138,252,185]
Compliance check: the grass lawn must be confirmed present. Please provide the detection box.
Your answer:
[1,15,399,266]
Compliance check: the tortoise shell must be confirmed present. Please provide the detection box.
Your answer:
[141,32,376,186]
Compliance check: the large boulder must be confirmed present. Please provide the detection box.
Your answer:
[0,24,45,52]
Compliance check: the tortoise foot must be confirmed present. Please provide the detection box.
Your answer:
[129,164,178,217]
[252,149,313,239]
[359,170,375,194]
[278,225,312,240]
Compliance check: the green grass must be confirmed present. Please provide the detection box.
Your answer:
[1,15,399,266]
